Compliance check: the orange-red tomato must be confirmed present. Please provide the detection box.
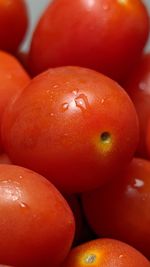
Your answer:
[125,53,150,158]
[82,158,150,258]
[1,66,139,193]
[0,164,75,267]
[0,51,30,150]
[0,0,28,53]
[62,238,150,267]
[28,0,149,82]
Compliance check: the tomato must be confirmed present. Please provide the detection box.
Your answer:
[125,53,150,158]
[0,0,28,53]
[28,0,149,82]
[0,51,30,151]
[1,66,139,193]
[62,238,150,267]
[82,158,150,258]
[0,164,75,267]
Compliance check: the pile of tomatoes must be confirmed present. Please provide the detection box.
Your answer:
[0,0,149,266]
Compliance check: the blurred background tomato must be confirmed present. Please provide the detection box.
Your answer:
[22,0,150,54]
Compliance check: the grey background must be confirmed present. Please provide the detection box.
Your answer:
[22,0,150,52]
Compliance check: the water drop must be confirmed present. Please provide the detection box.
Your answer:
[19,175,23,179]
[75,94,90,111]
[84,254,96,264]
[72,89,79,95]
[50,113,54,117]
[101,98,105,104]
[61,103,69,112]
[53,84,59,88]
[19,202,28,208]
[119,254,124,259]
[133,178,144,188]
[139,82,146,91]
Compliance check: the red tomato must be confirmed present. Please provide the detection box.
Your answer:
[0,0,28,53]
[28,0,149,82]
[125,53,150,158]
[82,158,150,258]
[0,51,30,151]
[0,164,75,267]
[62,238,150,267]
[1,66,139,193]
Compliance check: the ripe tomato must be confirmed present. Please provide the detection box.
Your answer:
[0,164,75,267]
[0,0,28,53]
[1,66,139,193]
[82,158,150,258]
[0,51,30,151]
[62,238,150,267]
[125,53,150,158]
[28,0,149,82]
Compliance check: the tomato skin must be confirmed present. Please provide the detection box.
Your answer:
[125,53,150,158]
[82,158,150,258]
[0,51,30,119]
[1,66,139,193]
[0,153,11,164]
[0,0,28,53]
[62,238,150,267]
[0,51,30,151]
[28,0,149,82]
[0,164,75,267]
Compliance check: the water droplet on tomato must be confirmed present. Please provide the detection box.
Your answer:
[133,178,144,188]
[72,89,79,95]
[84,254,96,264]
[19,202,28,209]
[75,94,90,111]
[62,103,69,112]
[53,84,59,88]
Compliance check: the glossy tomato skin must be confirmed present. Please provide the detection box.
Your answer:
[1,66,139,194]
[82,158,150,258]
[125,53,150,158]
[28,0,149,82]
[62,238,150,267]
[0,164,75,267]
[0,51,30,151]
[0,0,28,53]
